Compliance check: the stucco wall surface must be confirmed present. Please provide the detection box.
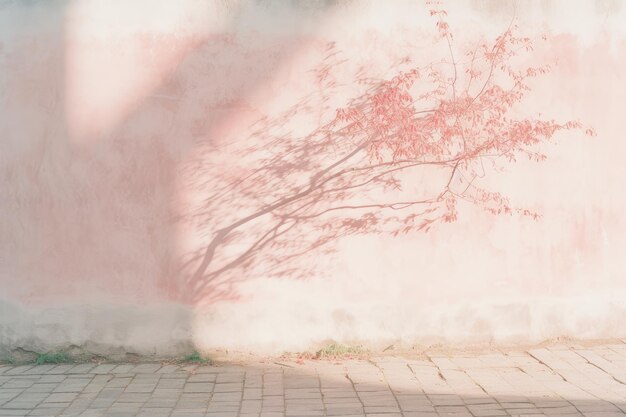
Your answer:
[1,0,626,355]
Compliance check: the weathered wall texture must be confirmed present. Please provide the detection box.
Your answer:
[1,0,625,355]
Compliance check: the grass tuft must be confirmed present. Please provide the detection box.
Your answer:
[182,351,209,364]
[35,352,72,365]
[315,343,365,359]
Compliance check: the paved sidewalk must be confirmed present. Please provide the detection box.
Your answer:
[2,343,626,417]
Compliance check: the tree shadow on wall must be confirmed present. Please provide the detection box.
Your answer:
[177,9,593,305]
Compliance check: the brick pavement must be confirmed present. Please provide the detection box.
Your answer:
[1,342,626,417]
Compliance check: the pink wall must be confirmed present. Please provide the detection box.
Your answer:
[1,0,625,355]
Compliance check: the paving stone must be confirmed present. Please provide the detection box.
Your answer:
[67,364,95,374]
[90,365,116,375]
[104,378,132,389]
[42,392,78,403]
[36,375,66,384]
[76,410,106,417]
[124,383,156,393]
[213,382,243,392]
[136,408,172,417]
[26,383,61,394]
[156,365,180,374]
[187,374,216,383]
[45,365,75,375]
[110,365,135,374]
[157,378,187,389]
[183,383,214,393]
